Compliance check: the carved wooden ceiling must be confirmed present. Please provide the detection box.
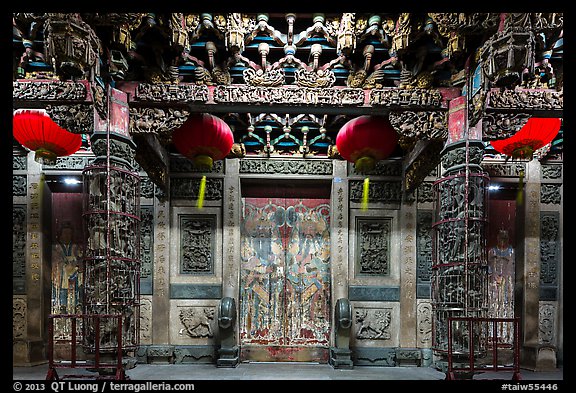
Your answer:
[12,12,564,179]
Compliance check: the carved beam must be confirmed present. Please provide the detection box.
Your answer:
[45,103,94,134]
[128,107,190,145]
[12,79,102,134]
[369,88,444,109]
[133,83,210,104]
[13,79,90,102]
[481,88,563,140]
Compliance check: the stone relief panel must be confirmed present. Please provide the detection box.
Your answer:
[541,164,562,180]
[239,159,332,175]
[140,177,155,199]
[416,182,435,204]
[348,160,402,177]
[355,308,392,340]
[349,180,402,204]
[482,162,525,178]
[170,207,222,285]
[13,205,27,294]
[13,80,88,101]
[369,88,443,108]
[13,297,27,340]
[169,301,218,345]
[541,184,561,205]
[540,212,560,301]
[170,178,223,201]
[139,296,152,345]
[179,307,215,338]
[13,175,27,197]
[213,85,364,106]
[487,89,563,111]
[13,155,27,171]
[416,211,433,299]
[43,156,93,171]
[179,215,216,275]
[171,156,224,174]
[416,300,433,347]
[354,218,391,276]
[350,302,399,348]
[134,83,209,103]
[349,209,399,287]
[538,301,557,346]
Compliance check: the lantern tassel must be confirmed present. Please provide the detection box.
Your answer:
[197,175,206,209]
[361,177,369,211]
[516,170,524,206]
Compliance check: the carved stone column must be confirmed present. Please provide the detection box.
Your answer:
[431,139,489,368]
[81,92,141,368]
[13,154,50,365]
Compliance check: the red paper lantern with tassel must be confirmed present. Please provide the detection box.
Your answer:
[171,113,234,208]
[12,108,83,165]
[336,115,399,209]
[172,113,234,171]
[490,117,561,160]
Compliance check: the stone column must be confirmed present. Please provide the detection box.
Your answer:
[149,196,173,362]
[520,159,545,370]
[396,201,419,365]
[218,158,241,366]
[14,154,50,365]
[329,160,351,366]
[331,160,349,304]
[222,158,241,300]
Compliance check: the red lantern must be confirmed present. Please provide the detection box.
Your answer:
[336,115,399,210]
[490,117,561,160]
[336,115,399,173]
[13,108,83,165]
[171,113,234,171]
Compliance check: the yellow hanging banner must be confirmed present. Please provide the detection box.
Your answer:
[361,177,369,211]
[197,175,206,209]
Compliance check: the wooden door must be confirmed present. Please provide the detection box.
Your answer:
[239,197,331,362]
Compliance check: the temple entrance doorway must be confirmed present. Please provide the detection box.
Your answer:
[239,179,332,362]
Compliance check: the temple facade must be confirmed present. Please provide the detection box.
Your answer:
[12,12,563,376]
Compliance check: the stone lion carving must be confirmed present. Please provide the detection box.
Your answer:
[179,307,215,338]
[355,308,392,339]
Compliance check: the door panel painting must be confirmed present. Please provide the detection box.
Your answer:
[240,197,331,355]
